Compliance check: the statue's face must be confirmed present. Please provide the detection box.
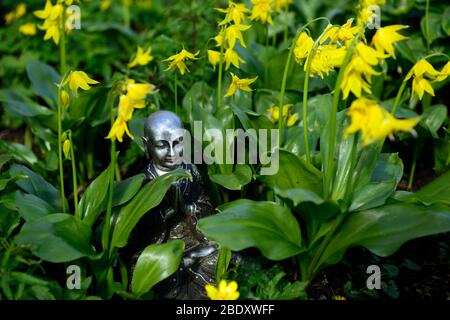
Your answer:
[143,111,185,172]
[145,123,184,172]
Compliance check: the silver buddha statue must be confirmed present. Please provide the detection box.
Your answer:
[125,111,218,299]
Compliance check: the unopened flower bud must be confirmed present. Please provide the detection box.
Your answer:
[60,89,70,108]
[63,139,71,160]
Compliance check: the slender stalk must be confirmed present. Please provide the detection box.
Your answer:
[174,72,178,114]
[265,25,270,88]
[425,0,430,54]
[324,32,362,200]
[283,5,289,46]
[390,80,407,116]
[69,131,79,219]
[302,26,332,164]
[217,27,225,113]
[408,157,417,191]
[59,7,66,75]
[57,87,66,213]
[278,17,330,148]
[122,0,130,28]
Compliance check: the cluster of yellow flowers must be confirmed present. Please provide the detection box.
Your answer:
[205,280,240,300]
[209,1,251,70]
[33,0,69,45]
[4,3,27,25]
[294,20,358,79]
[106,80,155,142]
[345,98,420,146]
[404,59,450,100]
[267,104,299,127]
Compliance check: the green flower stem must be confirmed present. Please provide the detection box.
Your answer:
[408,156,417,191]
[283,5,289,46]
[265,25,270,88]
[174,72,178,114]
[59,8,66,75]
[278,17,330,148]
[69,130,79,219]
[57,87,66,213]
[390,79,407,116]
[217,27,225,113]
[425,0,430,54]
[302,26,332,164]
[122,0,130,28]
[103,91,117,256]
[324,32,362,200]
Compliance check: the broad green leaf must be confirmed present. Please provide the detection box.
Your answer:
[420,104,447,139]
[275,187,324,207]
[112,174,146,207]
[209,164,252,190]
[405,170,450,206]
[182,81,215,115]
[0,205,20,238]
[131,240,184,296]
[26,60,60,108]
[0,89,53,118]
[111,169,191,248]
[371,153,403,185]
[349,180,397,212]
[10,164,64,212]
[258,150,322,196]
[198,199,303,260]
[215,247,232,283]
[0,141,38,165]
[15,214,96,263]
[14,191,55,221]
[80,162,113,226]
[316,203,450,274]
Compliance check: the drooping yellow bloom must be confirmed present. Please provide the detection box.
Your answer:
[224,23,251,48]
[101,0,111,11]
[214,31,224,47]
[208,50,222,69]
[404,59,443,100]
[205,280,240,300]
[5,3,26,25]
[216,1,250,25]
[63,71,99,96]
[345,98,420,146]
[224,72,257,97]
[306,44,347,78]
[128,46,154,68]
[117,95,134,121]
[274,0,292,12]
[34,0,64,45]
[267,104,293,122]
[321,19,360,44]
[163,49,200,75]
[106,116,133,142]
[34,0,62,20]
[405,59,441,81]
[372,25,408,58]
[125,80,155,106]
[63,138,71,159]
[294,32,314,63]
[224,47,245,70]
[286,113,299,127]
[436,61,450,82]
[250,0,273,24]
[19,23,37,36]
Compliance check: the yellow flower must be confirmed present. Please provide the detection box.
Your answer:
[345,97,420,146]
[63,138,71,159]
[106,116,133,142]
[208,50,222,69]
[214,31,224,47]
[286,113,299,127]
[405,59,441,81]
[34,0,63,20]
[274,0,292,12]
[224,72,257,97]
[332,295,347,300]
[128,46,154,68]
[216,1,250,25]
[436,61,450,82]
[63,71,99,96]
[322,19,360,44]
[294,32,314,63]
[250,0,273,24]
[163,49,200,75]
[34,0,64,44]
[306,45,347,78]
[267,104,293,122]
[117,95,134,121]
[19,23,37,36]
[5,3,27,24]
[125,80,155,106]
[205,280,240,300]
[412,76,435,100]
[224,48,245,70]
[60,89,70,108]
[101,0,111,11]
[224,23,252,48]
[372,25,408,58]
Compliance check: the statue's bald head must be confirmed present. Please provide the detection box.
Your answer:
[143,111,185,172]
